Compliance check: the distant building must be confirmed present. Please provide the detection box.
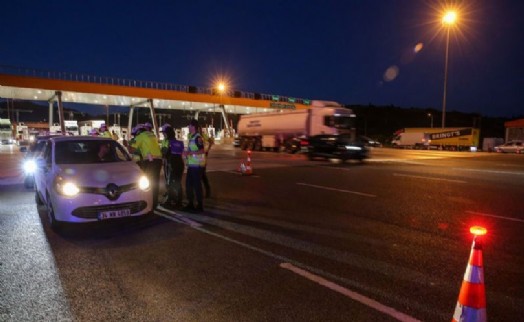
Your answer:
[504,118,524,142]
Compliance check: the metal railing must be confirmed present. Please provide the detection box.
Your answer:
[0,65,311,105]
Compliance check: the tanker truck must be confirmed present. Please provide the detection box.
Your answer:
[236,101,356,153]
[392,127,480,151]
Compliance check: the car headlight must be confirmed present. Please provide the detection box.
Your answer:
[55,177,80,197]
[138,175,150,191]
[23,160,37,174]
[345,145,362,151]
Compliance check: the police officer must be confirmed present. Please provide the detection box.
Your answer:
[182,119,205,212]
[127,124,145,163]
[160,124,185,208]
[99,123,113,138]
[130,124,162,209]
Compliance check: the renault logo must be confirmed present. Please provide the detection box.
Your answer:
[105,183,121,201]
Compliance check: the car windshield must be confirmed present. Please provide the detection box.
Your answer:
[54,139,130,164]
[331,115,355,130]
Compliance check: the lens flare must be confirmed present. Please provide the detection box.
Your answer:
[383,65,399,82]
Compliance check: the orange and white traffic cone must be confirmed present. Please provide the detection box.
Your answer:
[242,150,253,175]
[452,226,487,322]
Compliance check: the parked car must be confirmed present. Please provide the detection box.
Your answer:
[307,134,369,162]
[33,136,153,230]
[494,140,523,154]
[359,135,382,147]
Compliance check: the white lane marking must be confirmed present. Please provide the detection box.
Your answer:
[393,173,467,184]
[365,159,427,164]
[157,207,424,321]
[297,182,376,198]
[224,170,260,177]
[280,263,421,322]
[156,207,203,227]
[453,168,524,176]
[466,211,524,223]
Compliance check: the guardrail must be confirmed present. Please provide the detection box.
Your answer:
[0,65,311,105]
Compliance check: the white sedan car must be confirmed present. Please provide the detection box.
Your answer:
[34,136,153,229]
[494,140,523,154]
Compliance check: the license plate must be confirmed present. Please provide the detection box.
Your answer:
[98,208,131,220]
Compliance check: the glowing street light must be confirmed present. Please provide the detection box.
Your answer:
[427,113,433,128]
[217,82,226,94]
[441,9,458,128]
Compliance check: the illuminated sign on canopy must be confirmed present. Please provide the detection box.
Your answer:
[269,102,295,110]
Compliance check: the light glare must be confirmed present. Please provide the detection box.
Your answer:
[23,160,37,173]
[139,175,150,190]
[62,182,80,196]
[442,11,457,25]
[470,226,487,236]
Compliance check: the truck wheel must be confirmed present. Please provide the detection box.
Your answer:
[254,140,262,151]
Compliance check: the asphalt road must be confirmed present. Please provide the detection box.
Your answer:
[1,145,523,321]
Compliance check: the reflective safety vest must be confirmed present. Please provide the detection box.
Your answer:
[187,133,205,167]
[100,131,113,139]
[131,131,162,160]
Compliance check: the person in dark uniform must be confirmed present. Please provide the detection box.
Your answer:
[182,119,206,212]
[201,128,214,198]
[160,124,185,209]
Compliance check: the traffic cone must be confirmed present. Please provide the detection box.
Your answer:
[240,150,253,176]
[244,150,253,175]
[452,226,487,322]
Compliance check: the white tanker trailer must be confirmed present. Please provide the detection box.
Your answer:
[237,101,356,153]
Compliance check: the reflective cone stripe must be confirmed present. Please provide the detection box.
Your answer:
[238,161,245,173]
[452,238,487,322]
[246,150,252,166]
[243,150,253,175]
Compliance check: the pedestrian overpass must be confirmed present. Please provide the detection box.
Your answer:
[0,65,312,137]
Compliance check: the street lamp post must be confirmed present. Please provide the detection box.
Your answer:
[216,82,231,139]
[428,113,434,128]
[441,10,457,129]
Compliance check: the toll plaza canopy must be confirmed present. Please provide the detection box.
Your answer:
[0,65,311,135]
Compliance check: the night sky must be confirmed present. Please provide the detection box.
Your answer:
[1,1,523,118]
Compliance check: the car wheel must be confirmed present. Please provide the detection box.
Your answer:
[46,193,61,231]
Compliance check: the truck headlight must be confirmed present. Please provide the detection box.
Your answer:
[138,176,150,191]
